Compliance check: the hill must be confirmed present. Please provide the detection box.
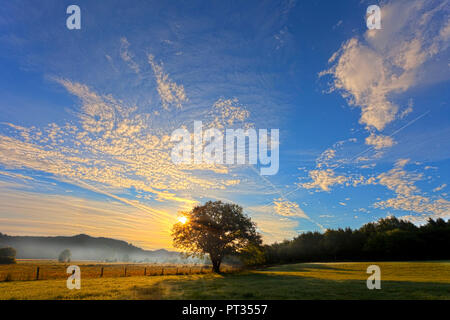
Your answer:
[0,232,182,263]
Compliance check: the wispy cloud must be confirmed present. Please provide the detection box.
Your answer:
[120,37,141,74]
[300,169,348,192]
[0,77,250,214]
[0,181,172,249]
[273,198,308,218]
[373,159,450,220]
[148,54,187,110]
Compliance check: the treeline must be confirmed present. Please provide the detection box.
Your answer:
[262,217,450,264]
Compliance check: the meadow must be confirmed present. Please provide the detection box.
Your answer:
[0,261,449,299]
[0,260,219,281]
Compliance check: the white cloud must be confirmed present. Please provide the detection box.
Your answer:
[372,159,450,219]
[300,168,348,192]
[0,79,246,213]
[321,0,449,135]
[273,198,308,218]
[365,133,396,150]
[376,159,419,196]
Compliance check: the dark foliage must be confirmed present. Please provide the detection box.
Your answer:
[264,217,450,264]
[0,247,16,264]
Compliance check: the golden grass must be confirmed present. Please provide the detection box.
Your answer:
[0,260,239,281]
[259,261,450,283]
[0,261,449,300]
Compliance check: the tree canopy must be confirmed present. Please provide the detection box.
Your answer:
[172,201,261,272]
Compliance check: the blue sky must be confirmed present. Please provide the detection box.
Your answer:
[0,0,449,249]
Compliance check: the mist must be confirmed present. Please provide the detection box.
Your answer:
[0,233,207,264]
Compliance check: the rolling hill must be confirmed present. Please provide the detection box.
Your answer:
[0,232,183,263]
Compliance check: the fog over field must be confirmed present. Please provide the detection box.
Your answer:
[0,233,203,264]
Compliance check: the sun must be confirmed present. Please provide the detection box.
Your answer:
[177,216,188,224]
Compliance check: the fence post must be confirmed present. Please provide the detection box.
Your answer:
[124,267,127,277]
[176,267,178,275]
[100,267,104,278]
[144,267,147,276]
[35,267,40,280]
[161,267,164,275]
[200,266,202,274]
[189,267,192,274]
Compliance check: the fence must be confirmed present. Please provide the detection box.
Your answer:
[0,263,240,282]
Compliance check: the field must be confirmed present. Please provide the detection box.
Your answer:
[0,260,221,281]
[0,261,449,300]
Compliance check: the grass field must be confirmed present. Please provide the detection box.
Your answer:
[0,261,449,300]
[0,260,217,281]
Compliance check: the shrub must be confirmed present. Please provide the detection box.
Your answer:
[58,249,71,263]
[0,247,16,264]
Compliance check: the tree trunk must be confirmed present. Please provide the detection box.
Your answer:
[211,256,222,273]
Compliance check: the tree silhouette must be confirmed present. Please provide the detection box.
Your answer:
[58,248,71,263]
[172,201,261,273]
[0,247,16,264]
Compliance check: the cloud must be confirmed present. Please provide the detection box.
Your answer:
[0,79,248,216]
[365,133,396,149]
[300,169,348,192]
[273,198,308,218]
[148,54,187,110]
[375,159,420,196]
[0,182,173,249]
[377,196,450,218]
[120,37,141,74]
[332,20,343,30]
[208,98,251,129]
[321,0,449,134]
[315,138,358,169]
[249,210,299,244]
[372,159,450,219]
[433,184,447,192]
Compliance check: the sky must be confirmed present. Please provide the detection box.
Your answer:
[0,0,449,250]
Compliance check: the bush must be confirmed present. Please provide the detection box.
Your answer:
[0,247,16,264]
[58,249,71,263]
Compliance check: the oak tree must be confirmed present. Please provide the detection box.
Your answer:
[172,201,261,273]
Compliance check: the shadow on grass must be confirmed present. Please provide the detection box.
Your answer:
[262,263,357,273]
[134,272,450,300]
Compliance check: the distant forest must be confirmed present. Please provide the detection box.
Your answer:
[263,217,450,264]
